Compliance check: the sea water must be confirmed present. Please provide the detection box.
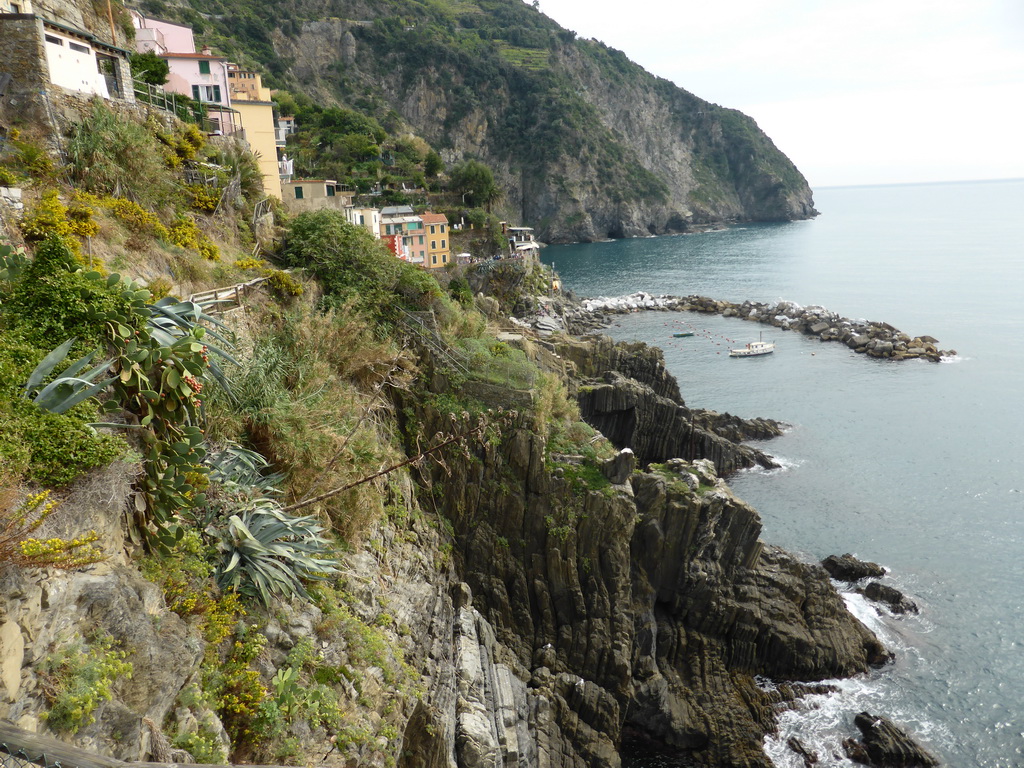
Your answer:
[542,179,1024,767]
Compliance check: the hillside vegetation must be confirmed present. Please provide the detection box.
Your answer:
[134,0,818,241]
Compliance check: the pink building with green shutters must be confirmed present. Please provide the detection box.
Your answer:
[130,10,240,135]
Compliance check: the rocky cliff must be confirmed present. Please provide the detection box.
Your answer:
[407,418,887,767]
[555,335,784,473]
[385,333,887,768]
[0,328,888,768]
[169,0,817,242]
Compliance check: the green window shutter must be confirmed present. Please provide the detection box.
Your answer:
[199,60,210,75]
[192,85,200,101]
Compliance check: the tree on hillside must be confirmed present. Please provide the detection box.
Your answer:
[129,51,170,86]
[449,159,501,210]
[424,150,444,178]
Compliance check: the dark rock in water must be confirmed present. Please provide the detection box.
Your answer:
[845,711,939,767]
[787,736,819,766]
[822,553,886,582]
[859,581,919,614]
[844,737,872,764]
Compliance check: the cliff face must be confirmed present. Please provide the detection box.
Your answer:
[264,2,816,242]
[408,422,885,767]
[392,334,885,768]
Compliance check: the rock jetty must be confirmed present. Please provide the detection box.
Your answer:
[567,292,955,361]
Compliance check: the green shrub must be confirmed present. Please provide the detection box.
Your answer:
[0,166,19,186]
[0,333,123,486]
[3,235,130,350]
[448,275,472,306]
[40,635,133,734]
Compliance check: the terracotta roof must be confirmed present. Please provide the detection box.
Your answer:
[160,52,226,60]
[420,212,449,225]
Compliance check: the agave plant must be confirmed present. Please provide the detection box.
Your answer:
[205,441,284,498]
[22,338,115,414]
[214,500,339,607]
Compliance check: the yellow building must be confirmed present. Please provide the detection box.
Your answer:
[227,63,281,199]
[421,212,450,269]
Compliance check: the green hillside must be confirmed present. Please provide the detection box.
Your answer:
[134,0,817,240]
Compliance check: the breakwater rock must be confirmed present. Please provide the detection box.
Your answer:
[567,293,955,361]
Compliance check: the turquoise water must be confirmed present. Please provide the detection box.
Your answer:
[542,179,1024,767]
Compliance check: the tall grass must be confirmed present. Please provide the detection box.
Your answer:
[65,101,175,208]
[203,299,415,543]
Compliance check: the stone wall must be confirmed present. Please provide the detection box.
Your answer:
[0,16,52,130]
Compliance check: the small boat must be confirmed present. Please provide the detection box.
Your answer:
[729,335,774,357]
[672,332,694,338]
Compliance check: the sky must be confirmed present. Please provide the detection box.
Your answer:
[533,0,1024,188]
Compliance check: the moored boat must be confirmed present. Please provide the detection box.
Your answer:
[672,332,694,337]
[729,338,774,357]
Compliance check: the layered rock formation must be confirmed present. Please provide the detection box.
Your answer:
[554,334,785,474]
[406,403,889,766]
[267,3,816,243]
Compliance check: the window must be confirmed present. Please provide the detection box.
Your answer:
[432,255,437,265]
[11,4,22,12]
[199,60,211,75]
[440,225,446,233]
[69,42,90,54]
[418,236,424,245]
[429,225,436,234]
[294,187,303,199]
[441,239,446,249]
[326,185,335,197]
[431,241,436,250]
[45,35,63,46]
[195,84,221,103]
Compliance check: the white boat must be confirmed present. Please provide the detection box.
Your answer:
[729,336,775,357]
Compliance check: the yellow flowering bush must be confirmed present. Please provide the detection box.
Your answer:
[20,190,71,242]
[169,215,201,249]
[265,269,303,298]
[185,183,220,213]
[198,239,220,261]
[0,490,105,569]
[107,197,170,240]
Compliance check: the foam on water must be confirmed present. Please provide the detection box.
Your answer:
[764,588,944,767]
[739,453,804,475]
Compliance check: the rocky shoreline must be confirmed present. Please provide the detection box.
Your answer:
[563,292,955,362]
